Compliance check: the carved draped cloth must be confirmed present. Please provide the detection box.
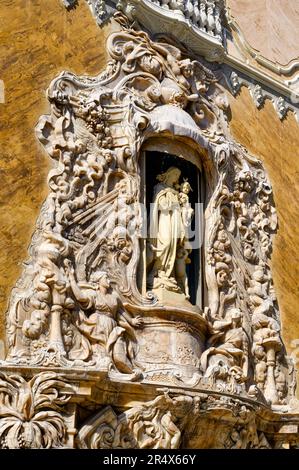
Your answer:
[69,292,125,361]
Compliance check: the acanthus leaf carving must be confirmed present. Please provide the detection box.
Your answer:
[0,371,73,449]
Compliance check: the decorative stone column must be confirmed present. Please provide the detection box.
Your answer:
[263,337,282,405]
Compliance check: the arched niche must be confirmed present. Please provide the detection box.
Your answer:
[138,136,206,310]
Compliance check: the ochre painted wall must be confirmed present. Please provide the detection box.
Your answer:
[228,87,299,384]
[0,0,111,343]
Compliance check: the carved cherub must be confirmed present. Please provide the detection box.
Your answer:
[108,225,133,265]
[162,51,207,105]
[248,266,274,316]
[213,224,232,266]
[274,366,287,403]
[252,312,280,346]
[177,179,194,228]
[174,178,194,298]
[21,232,68,344]
[175,245,191,299]
[225,428,248,449]
[254,351,267,392]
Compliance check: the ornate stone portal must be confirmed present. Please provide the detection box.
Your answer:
[0,13,298,449]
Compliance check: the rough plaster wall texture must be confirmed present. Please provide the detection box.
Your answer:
[0,0,111,347]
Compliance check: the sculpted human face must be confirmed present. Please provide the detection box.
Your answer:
[166,169,181,187]
[181,61,193,78]
[231,431,240,443]
[218,230,227,243]
[231,309,242,327]
[254,346,265,360]
[117,239,126,249]
[217,269,228,286]
[181,182,191,194]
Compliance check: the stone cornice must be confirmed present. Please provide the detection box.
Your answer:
[222,59,299,123]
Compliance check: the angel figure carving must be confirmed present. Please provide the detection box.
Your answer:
[65,260,143,374]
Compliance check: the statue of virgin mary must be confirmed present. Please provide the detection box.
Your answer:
[147,166,189,294]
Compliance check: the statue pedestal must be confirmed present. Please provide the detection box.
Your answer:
[126,302,206,380]
[151,286,198,311]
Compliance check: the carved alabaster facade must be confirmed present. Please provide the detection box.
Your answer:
[0,10,299,449]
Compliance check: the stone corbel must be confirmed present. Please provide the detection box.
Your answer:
[86,0,117,25]
[249,84,265,109]
[226,69,297,121]
[273,97,288,120]
[229,71,241,95]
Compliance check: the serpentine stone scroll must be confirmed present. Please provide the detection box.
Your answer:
[0,12,298,448]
